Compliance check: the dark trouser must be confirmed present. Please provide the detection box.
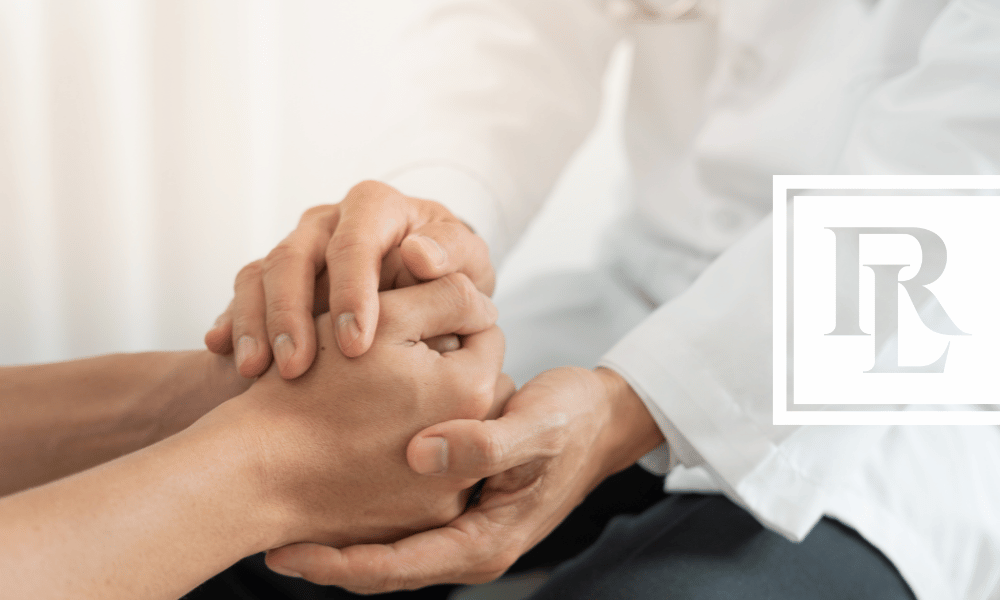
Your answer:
[530,492,915,600]
[184,466,915,600]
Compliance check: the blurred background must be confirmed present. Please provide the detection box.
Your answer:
[0,0,629,365]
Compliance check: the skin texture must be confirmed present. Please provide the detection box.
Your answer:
[204,180,495,378]
[0,274,510,600]
[265,366,665,591]
[207,183,667,589]
[240,274,510,549]
[0,350,251,497]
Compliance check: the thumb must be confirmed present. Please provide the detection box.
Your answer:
[407,408,561,479]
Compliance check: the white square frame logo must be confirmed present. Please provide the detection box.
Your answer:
[774,175,1000,425]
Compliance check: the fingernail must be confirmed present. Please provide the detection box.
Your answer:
[411,436,448,475]
[236,335,258,370]
[273,334,296,373]
[336,312,360,354]
[269,564,303,579]
[211,314,226,330]
[438,335,461,353]
[411,234,447,267]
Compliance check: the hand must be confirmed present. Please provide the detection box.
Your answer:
[204,180,495,379]
[201,273,511,551]
[263,367,665,590]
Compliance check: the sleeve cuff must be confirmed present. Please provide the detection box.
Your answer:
[598,358,705,476]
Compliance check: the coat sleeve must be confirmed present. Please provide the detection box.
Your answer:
[600,0,1000,543]
[835,0,1000,176]
[357,0,622,263]
[598,215,824,538]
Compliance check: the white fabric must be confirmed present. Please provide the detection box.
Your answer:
[370,1,1000,599]
[0,2,433,365]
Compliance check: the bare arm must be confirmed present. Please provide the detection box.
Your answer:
[0,275,509,599]
[0,405,274,600]
[0,351,251,496]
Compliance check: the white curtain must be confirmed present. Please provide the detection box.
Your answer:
[0,1,434,364]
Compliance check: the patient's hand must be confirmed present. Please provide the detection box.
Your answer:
[200,273,509,551]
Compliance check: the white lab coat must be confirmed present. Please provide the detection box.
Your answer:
[362,1,1000,599]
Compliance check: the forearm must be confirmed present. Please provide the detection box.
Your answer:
[0,401,282,600]
[0,350,250,495]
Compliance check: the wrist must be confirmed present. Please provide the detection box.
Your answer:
[593,367,666,477]
[183,391,295,552]
[202,382,349,548]
[201,349,256,401]
[155,351,254,439]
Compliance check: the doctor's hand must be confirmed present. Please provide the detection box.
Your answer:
[204,180,495,379]
[207,273,511,553]
[262,367,665,591]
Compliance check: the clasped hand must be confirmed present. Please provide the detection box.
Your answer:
[199,273,510,553]
[204,181,663,590]
[262,366,663,590]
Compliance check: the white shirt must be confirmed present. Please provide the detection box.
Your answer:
[363,1,1000,599]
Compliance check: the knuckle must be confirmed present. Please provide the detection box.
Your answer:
[301,204,333,220]
[263,242,304,270]
[468,376,495,413]
[346,179,390,204]
[230,314,260,337]
[265,295,304,320]
[539,420,570,457]
[470,430,504,473]
[230,306,263,340]
[407,195,433,210]
[327,231,370,259]
[234,261,263,289]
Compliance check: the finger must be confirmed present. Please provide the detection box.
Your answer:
[325,182,417,357]
[230,260,273,377]
[407,391,562,479]
[438,325,506,414]
[204,301,235,355]
[379,273,498,342]
[261,209,337,378]
[378,247,421,292]
[424,334,461,353]
[265,511,521,592]
[450,324,506,373]
[404,328,506,481]
[400,220,495,295]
